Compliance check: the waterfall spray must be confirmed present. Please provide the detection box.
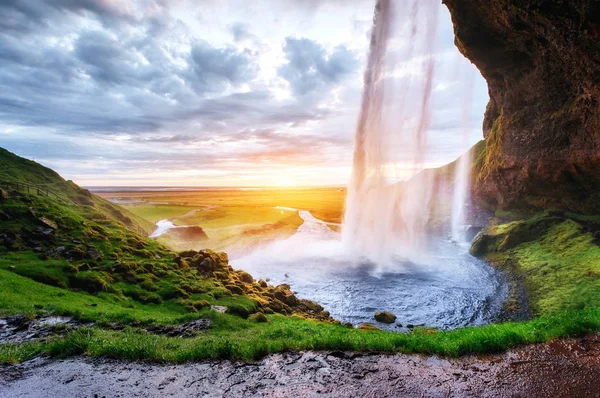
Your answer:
[342,0,439,266]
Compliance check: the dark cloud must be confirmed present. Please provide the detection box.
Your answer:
[278,37,358,95]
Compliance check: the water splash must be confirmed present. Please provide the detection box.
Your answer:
[342,0,439,266]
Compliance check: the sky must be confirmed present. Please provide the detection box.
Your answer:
[0,0,489,187]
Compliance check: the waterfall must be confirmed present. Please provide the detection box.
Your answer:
[451,71,474,242]
[342,0,439,265]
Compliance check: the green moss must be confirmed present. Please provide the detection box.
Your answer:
[473,213,600,316]
[478,110,505,183]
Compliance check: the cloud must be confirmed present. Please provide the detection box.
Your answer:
[188,41,258,93]
[278,37,359,96]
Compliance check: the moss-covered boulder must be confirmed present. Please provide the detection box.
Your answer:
[374,311,397,324]
[357,323,379,331]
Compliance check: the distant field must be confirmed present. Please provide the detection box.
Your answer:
[98,187,346,256]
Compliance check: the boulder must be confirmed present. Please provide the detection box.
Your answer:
[357,323,379,331]
[238,271,254,284]
[249,313,269,323]
[374,311,397,324]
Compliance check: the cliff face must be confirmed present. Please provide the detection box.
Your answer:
[443,0,600,212]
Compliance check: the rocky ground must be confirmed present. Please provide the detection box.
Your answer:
[1,333,599,398]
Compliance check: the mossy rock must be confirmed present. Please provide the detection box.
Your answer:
[357,323,379,331]
[374,311,397,324]
[238,271,254,284]
[225,284,244,295]
[249,312,269,323]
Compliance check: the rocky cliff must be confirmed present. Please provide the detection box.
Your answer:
[443,0,600,212]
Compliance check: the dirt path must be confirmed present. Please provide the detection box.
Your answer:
[1,334,599,397]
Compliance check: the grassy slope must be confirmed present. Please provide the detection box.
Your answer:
[0,148,154,236]
[471,212,600,315]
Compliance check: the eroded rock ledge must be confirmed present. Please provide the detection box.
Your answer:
[444,0,600,212]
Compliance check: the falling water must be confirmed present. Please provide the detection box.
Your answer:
[451,71,475,242]
[342,0,439,265]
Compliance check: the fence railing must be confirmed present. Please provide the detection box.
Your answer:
[0,180,63,201]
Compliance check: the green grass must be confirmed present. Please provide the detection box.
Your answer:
[2,307,599,364]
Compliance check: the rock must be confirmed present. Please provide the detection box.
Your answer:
[258,279,268,288]
[238,271,254,284]
[179,250,198,258]
[343,322,354,329]
[374,311,397,324]
[464,226,483,243]
[145,318,211,338]
[249,313,269,323]
[86,246,102,261]
[8,265,15,270]
[444,0,600,213]
[38,217,57,230]
[225,284,244,295]
[210,305,227,313]
[469,232,493,257]
[0,188,8,201]
[357,323,379,331]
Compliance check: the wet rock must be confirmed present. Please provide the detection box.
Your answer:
[1,315,77,344]
[469,232,493,257]
[145,318,211,338]
[374,311,397,324]
[464,226,483,243]
[3,334,600,397]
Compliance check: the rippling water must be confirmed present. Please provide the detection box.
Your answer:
[234,210,507,331]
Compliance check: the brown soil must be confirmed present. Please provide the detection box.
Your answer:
[1,333,599,397]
